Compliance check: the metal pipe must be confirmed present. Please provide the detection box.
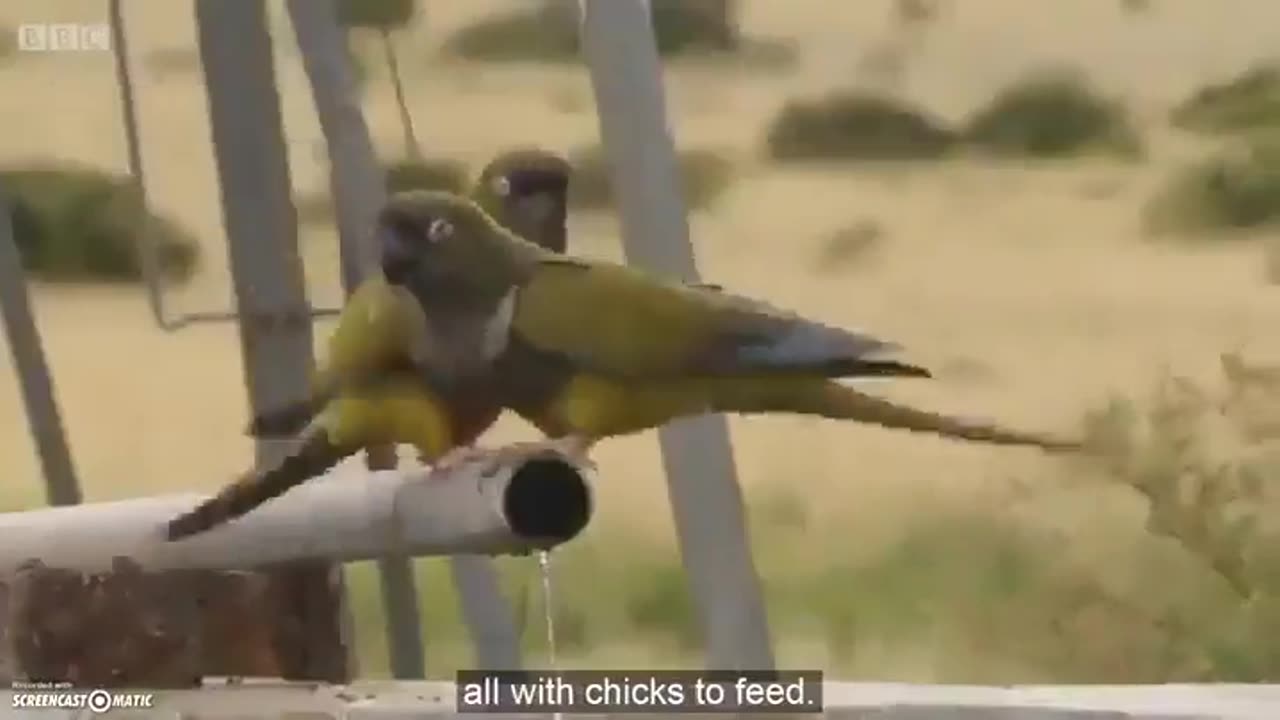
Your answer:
[0,449,593,574]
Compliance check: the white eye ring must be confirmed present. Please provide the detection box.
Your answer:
[490,175,511,197]
[427,218,454,243]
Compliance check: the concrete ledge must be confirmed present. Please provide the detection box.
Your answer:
[4,680,1279,719]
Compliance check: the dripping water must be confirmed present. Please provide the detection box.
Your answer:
[537,549,563,720]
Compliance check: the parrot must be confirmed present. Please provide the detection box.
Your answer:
[246,148,573,441]
[165,149,577,542]
[372,190,1082,469]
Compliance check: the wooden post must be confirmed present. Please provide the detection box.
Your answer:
[194,0,351,682]
[287,0,523,674]
[577,0,775,670]
[0,190,82,508]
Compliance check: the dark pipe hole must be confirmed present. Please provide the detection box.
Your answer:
[503,458,591,543]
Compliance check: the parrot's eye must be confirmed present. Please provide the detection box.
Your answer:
[490,175,511,197]
[427,218,455,244]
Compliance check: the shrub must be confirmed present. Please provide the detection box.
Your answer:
[620,558,700,651]
[965,71,1142,158]
[336,0,416,30]
[1171,65,1280,135]
[296,157,470,227]
[566,145,734,211]
[442,0,745,63]
[441,4,578,64]
[764,92,957,162]
[1144,138,1280,237]
[813,220,884,271]
[3,165,199,284]
[1074,365,1280,678]
[649,0,740,55]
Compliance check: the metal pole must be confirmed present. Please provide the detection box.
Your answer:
[108,0,341,332]
[288,0,523,674]
[195,0,352,681]
[286,0,424,680]
[578,0,775,670]
[0,190,82,508]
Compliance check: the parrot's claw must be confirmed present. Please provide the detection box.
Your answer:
[431,437,598,478]
[431,444,493,475]
[520,435,598,472]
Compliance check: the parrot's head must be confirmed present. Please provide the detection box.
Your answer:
[474,148,571,255]
[378,190,531,304]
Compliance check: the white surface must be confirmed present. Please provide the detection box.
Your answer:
[5,681,1280,719]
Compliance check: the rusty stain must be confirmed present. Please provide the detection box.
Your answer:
[5,558,201,688]
[1,559,350,687]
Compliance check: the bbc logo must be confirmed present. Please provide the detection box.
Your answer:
[18,23,111,52]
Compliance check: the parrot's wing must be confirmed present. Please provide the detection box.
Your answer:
[512,258,930,380]
[248,278,430,437]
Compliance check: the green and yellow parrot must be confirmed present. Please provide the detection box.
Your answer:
[374,190,1081,468]
[165,150,576,541]
[164,375,461,540]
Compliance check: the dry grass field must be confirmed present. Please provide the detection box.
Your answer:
[1,0,1278,680]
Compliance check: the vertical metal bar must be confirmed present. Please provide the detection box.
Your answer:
[379,29,422,162]
[195,0,352,681]
[577,0,775,670]
[0,190,82,508]
[289,0,523,674]
[285,0,425,680]
[107,0,168,331]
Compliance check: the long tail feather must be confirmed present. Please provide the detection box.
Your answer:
[165,429,348,541]
[245,400,321,438]
[706,377,1078,452]
[817,383,1080,451]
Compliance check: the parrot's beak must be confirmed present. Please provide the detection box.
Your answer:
[513,192,567,254]
[379,226,416,284]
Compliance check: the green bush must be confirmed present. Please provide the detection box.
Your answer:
[1073,365,1280,678]
[441,4,578,64]
[813,220,884,271]
[1144,138,1280,237]
[649,0,739,55]
[337,0,416,29]
[297,157,471,227]
[3,166,199,284]
[965,71,1142,158]
[566,145,734,211]
[1171,65,1280,135]
[765,92,957,162]
[442,0,743,63]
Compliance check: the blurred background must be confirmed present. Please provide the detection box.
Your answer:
[1,0,1278,681]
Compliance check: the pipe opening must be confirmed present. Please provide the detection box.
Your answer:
[502,458,591,544]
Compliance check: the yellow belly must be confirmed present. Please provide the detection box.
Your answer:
[318,376,455,461]
[550,374,712,439]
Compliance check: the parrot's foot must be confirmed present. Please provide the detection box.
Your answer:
[431,444,492,475]
[532,435,598,472]
[430,437,598,479]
